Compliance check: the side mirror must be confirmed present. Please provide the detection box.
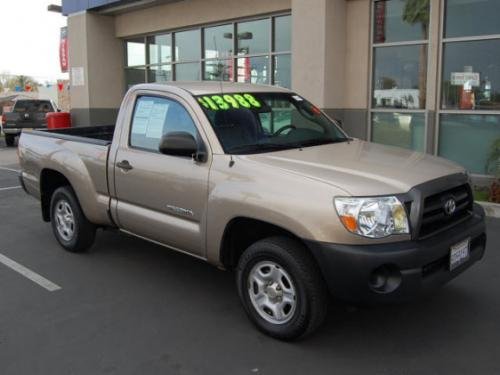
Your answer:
[57,109,62,112]
[159,131,201,159]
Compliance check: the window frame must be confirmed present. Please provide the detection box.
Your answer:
[434,0,500,177]
[368,0,431,152]
[123,12,292,87]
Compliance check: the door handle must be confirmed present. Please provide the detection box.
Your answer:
[116,160,133,171]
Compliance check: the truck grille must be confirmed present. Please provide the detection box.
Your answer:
[418,184,473,239]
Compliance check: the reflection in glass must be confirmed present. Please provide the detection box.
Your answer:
[204,24,233,59]
[441,40,500,110]
[204,60,233,81]
[125,67,146,88]
[237,19,270,55]
[148,65,172,82]
[274,54,291,89]
[176,62,201,81]
[373,0,429,43]
[274,16,291,52]
[237,56,270,84]
[372,112,425,151]
[175,30,201,61]
[148,34,172,65]
[373,45,427,109]
[126,38,146,66]
[445,0,500,38]
[439,114,500,175]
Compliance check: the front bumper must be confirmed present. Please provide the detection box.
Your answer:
[306,203,487,303]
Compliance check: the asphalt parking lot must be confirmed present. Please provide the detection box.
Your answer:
[0,138,499,375]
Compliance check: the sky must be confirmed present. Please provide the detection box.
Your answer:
[0,0,68,83]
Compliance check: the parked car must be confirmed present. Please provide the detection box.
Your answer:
[2,99,57,146]
[18,82,487,340]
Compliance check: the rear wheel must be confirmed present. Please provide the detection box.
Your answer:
[236,236,328,340]
[50,186,96,252]
[4,134,15,147]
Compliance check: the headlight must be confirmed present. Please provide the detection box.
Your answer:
[334,196,409,238]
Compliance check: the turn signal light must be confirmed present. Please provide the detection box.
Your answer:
[339,215,358,232]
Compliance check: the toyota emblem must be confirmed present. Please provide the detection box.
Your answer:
[444,198,456,216]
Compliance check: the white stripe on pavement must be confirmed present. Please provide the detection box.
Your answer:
[0,186,22,191]
[0,166,20,173]
[0,253,62,292]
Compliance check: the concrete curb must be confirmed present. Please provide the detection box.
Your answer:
[477,201,500,219]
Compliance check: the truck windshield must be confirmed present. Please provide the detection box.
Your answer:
[14,100,53,113]
[196,92,348,154]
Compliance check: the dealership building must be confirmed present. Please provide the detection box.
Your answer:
[62,0,499,178]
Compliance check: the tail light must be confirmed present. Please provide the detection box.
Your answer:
[1,114,6,126]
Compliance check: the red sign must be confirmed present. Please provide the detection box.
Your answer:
[59,27,69,73]
[374,1,386,44]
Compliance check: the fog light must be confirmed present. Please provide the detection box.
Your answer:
[369,264,402,294]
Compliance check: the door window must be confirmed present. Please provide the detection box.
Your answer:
[130,96,198,152]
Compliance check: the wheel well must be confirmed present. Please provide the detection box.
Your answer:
[40,169,71,222]
[220,217,304,269]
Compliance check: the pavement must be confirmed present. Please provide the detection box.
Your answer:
[0,140,499,375]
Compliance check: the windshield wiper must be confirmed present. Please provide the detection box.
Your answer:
[226,143,302,154]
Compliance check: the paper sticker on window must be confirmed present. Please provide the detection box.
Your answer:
[132,117,148,135]
[146,102,169,139]
[292,95,303,101]
[135,99,155,118]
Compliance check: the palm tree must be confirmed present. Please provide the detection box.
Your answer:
[403,0,430,109]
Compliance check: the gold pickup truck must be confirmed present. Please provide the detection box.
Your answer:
[18,82,487,340]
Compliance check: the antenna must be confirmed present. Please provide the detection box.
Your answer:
[213,35,236,168]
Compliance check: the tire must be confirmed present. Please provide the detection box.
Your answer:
[4,134,15,147]
[50,186,96,252]
[236,236,328,341]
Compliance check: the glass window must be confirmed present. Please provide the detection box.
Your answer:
[174,30,201,61]
[438,114,500,174]
[373,0,429,43]
[274,15,291,52]
[274,54,291,89]
[176,62,201,81]
[371,112,425,152]
[148,34,172,65]
[196,92,347,154]
[131,96,198,152]
[204,60,233,81]
[125,67,146,88]
[372,44,427,109]
[237,19,270,55]
[441,39,500,110]
[204,24,233,59]
[126,38,146,66]
[445,0,500,38]
[237,56,270,84]
[148,65,172,82]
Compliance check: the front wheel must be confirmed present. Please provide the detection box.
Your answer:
[236,237,328,340]
[50,186,96,252]
[4,134,15,147]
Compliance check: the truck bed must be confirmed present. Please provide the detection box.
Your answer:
[28,125,115,146]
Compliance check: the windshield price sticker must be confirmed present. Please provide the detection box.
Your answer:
[198,94,262,110]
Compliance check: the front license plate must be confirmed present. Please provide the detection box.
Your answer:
[449,238,470,271]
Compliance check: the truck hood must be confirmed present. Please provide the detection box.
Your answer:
[242,139,465,196]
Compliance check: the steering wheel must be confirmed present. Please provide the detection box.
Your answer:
[273,125,297,136]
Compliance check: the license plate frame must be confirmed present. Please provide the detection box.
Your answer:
[449,238,470,271]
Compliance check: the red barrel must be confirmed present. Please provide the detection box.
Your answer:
[46,112,71,129]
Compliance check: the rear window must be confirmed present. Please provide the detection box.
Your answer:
[14,100,54,113]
